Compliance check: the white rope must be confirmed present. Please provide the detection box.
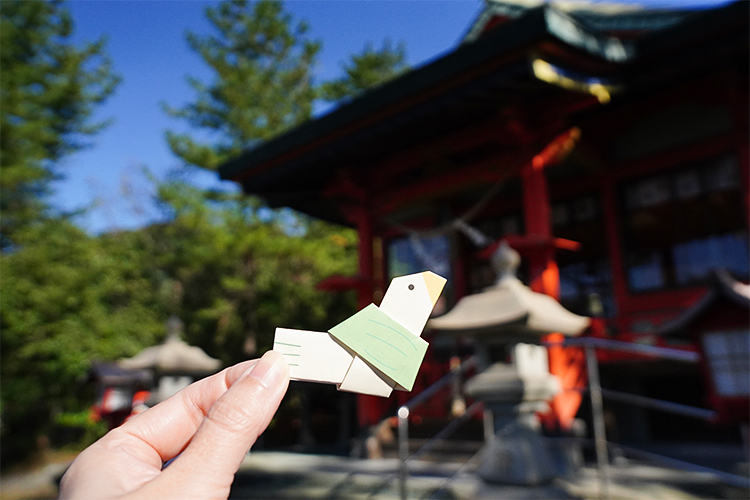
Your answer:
[380,170,512,248]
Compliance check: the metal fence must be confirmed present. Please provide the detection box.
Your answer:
[558,337,748,496]
[390,337,749,499]
[390,355,480,499]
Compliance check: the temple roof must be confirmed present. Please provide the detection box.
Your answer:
[657,269,750,336]
[461,0,701,43]
[218,1,747,226]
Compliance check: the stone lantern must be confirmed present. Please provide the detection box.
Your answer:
[119,316,222,403]
[429,242,589,364]
[428,242,589,485]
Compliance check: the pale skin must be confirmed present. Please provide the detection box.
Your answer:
[59,350,290,500]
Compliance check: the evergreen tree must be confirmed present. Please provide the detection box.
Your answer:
[0,0,120,248]
[319,39,408,103]
[0,220,165,464]
[163,0,320,171]
[0,178,357,466]
[161,0,411,360]
[146,181,357,367]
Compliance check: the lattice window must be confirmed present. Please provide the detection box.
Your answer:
[702,330,750,397]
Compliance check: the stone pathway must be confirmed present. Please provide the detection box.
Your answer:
[229,452,748,500]
[2,450,746,499]
[1,459,70,500]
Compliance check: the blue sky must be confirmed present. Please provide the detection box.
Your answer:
[53,0,731,233]
[54,0,484,233]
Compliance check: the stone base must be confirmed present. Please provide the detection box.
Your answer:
[478,419,559,486]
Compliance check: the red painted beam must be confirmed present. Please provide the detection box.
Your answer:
[620,287,708,317]
[531,127,581,170]
[477,234,581,260]
[548,131,745,204]
[316,275,372,293]
[374,149,531,215]
[230,49,532,186]
[370,116,511,189]
[610,132,745,180]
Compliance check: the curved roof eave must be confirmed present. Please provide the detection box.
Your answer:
[218,4,634,184]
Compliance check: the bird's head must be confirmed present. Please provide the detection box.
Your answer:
[389,271,446,307]
[379,271,447,336]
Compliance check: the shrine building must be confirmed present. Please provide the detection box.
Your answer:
[219,0,749,445]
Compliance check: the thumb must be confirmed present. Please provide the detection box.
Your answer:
[150,350,289,498]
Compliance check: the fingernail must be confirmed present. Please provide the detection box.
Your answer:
[245,351,287,389]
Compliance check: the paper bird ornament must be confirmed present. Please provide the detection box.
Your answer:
[273,271,447,397]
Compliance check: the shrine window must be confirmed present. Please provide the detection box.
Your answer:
[388,234,452,282]
[553,195,615,317]
[622,155,749,292]
[702,330,750,397]
[477,214,522,241]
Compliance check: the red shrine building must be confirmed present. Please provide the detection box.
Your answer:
[219,0,749,445]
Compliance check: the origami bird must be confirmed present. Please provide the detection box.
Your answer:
[273,271,447,397]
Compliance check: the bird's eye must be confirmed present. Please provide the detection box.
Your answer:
[408,284,415,290]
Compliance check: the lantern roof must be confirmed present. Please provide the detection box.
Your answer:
[119,331,221,375]
[428,278,590,338]
[88,362,153,387]
[428,242,590,338]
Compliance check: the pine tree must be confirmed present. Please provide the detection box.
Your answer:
[319,39,408,104]
[163,0,320,171]
[0,0,120,248]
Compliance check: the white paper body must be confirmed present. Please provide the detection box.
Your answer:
[273,328,396,397]
[271,271,446,397]
[273,328,353,384]
[338,356,395,397]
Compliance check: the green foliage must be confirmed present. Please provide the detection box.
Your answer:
[0,180,357,465]
[53,410,108,449]
[319,39,408,103]
[147,181,357,365]
[0,220,164,464]
[0,0,120,248]
[163,0,321,170]
[1,0,406,467]
[159,0,365,363]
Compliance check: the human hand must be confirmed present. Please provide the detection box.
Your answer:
[59,350,290,500]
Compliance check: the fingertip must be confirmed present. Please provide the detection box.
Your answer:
[261,348,288,368]
[264,348,290,377]
[245,349,290,389]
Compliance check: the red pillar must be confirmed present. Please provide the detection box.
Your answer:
[354,204,375,310]
[520,126,580,297]
[351,202,391,429]
[737,141,749,220]
[600,174,630,331]
[520,160,558,298]
[520,131,585,432]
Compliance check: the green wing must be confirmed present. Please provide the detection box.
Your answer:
[329,304,428,391]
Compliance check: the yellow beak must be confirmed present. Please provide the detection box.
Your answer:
[420,271,447,306]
